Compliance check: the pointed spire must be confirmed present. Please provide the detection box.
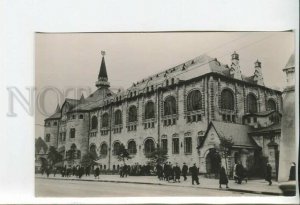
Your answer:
[98,51,108,79]
[95,51,110,88]
[80,94,85,103]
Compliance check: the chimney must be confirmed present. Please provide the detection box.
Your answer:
[253,59,264,86]
[229,51,242,80]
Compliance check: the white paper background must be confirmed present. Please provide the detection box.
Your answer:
[0,0,299,204]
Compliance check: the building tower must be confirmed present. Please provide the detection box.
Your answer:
[230,51,242,80]
[278,53,295,182]
[95,51,110,88]
[253,60,264,86]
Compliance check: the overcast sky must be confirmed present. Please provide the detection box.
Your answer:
[35,32,294,138]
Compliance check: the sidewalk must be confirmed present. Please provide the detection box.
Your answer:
[35,174,282,196]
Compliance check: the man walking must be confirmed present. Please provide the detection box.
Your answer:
[265,163,272,185]
[190,163,200,185]
[182,162,188,181]
[174,163,181,183]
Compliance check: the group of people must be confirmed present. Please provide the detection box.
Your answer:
[155,162,200,185]
[40,160,282,188]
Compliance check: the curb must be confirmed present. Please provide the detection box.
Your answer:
[36,176,281,196]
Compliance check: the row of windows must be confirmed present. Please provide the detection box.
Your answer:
[220,89,277,113]
[187,114,202,123]
[163,118,176,126]
[161,137,192,154]
[222,114,236,123]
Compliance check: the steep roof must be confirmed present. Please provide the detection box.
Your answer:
[205,121,258,148]
[283,53,295,70]
[45,104,61,120]
[70,88,115,112]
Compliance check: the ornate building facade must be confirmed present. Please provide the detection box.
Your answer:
[43,51,283,176]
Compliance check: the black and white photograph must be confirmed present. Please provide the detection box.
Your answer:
[34,32,296,197]
[1,0,299,204]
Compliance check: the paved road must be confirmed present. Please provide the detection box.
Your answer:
[35,178,257,197]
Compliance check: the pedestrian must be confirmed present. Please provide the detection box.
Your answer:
[289,162,296,181]
[219,166,229,188]
[94,165,100,179]
[233,162,238,183]
[265,163,272,185]
[182,163,188,181]
[174,163,181,183]
[168,162,174,182]
[236,161,244,184]
[190,163,200,185]
[46,166,50,178]
[163,163,169,181]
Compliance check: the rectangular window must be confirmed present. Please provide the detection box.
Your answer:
[72,115,76,119]
[70,128,75,138]
[53,121,57,126]
[162,139,168,153]
[144,123,147,129]
[164,120,167,126]
[197,114,202,121]
[232,115,236,123]
[45,134,50,142]
[168,119,172,126]
[254,117,257,123]
[172,138,179,154]
[151,122,154,128]
[134,125,137,130]
[222,114,226,121]
[227,115,231,122]
[184,137,192,153]
[247,118,251,123]
[192,115,196,122]
[172,118,176,125]
[187,116,191,123]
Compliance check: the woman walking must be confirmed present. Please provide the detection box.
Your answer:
[219,166,229,189]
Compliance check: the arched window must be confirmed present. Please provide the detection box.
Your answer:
[114,110,122,125]
[102,113,109,128]
[164,96,176,116]
[220,89,234,110]
[128,106,137,122]
[128,140,137,154]
[89,144,96,153]
[89,144,97,158]
[113,141,121,155]
[267,99,276,111]
[187,90,202,111]
[144,138,155,155]
[145,101,155,119]
[91,116,98,129]
[247,93,258,113]
[100,143,108,156]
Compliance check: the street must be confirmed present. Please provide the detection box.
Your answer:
[35,178,258,197]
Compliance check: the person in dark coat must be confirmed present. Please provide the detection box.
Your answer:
[190,163,200,185]
[236,162,244,184]
[156,163,163,180]
[265,163,272,185]
[219,166,229,188]
[174,163,181,183]
[182,163,188,181]
[168,162,174,182]
[94,165,100,179]
[289,162,296,181]
[163,163,169,181]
